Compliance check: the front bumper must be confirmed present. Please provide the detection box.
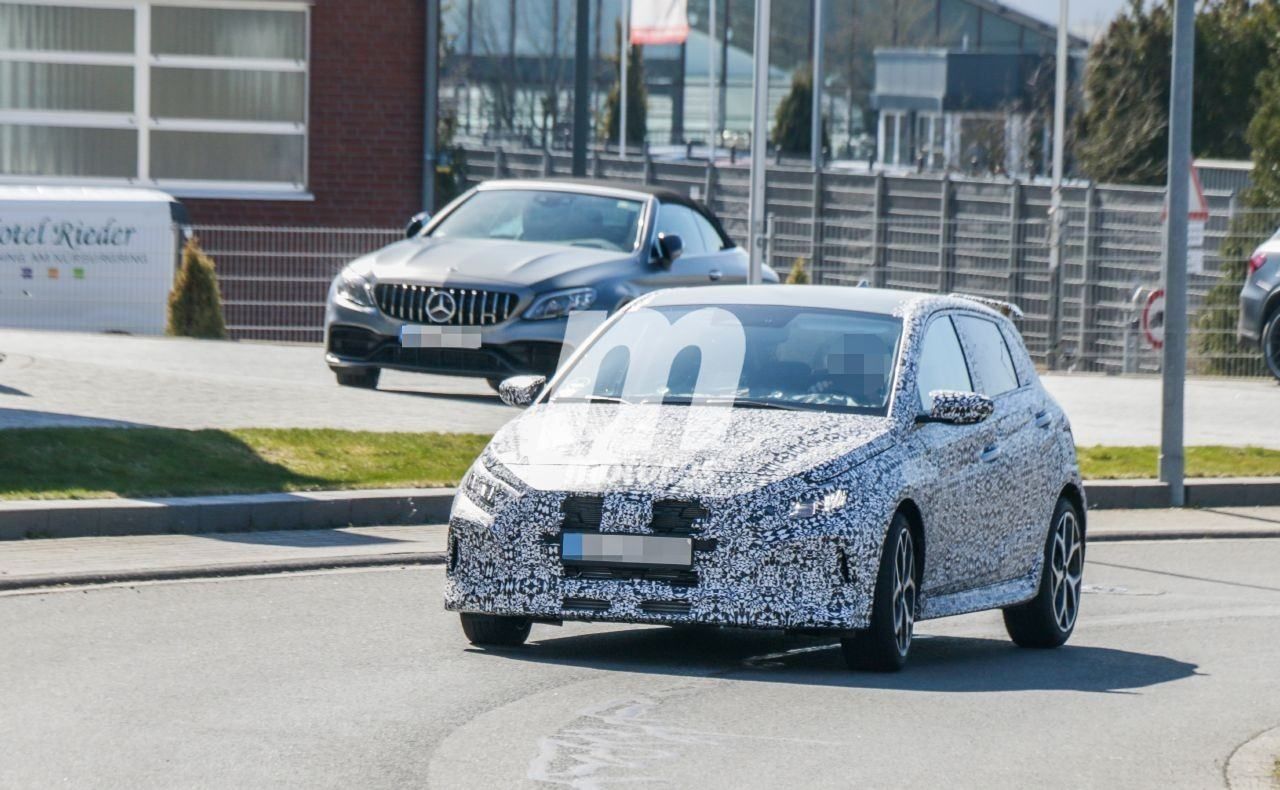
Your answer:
[442,488,884,632]
[325,295,571,379]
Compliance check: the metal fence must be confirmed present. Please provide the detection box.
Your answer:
[177,144,1275,377]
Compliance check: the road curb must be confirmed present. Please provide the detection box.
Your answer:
[0,488,457,541]
[1087,478,1280,509]
[0,551,447,592]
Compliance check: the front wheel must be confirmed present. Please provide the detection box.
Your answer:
[459,612,532,647]
[1003,497,1084,648]
[841,513,918,672]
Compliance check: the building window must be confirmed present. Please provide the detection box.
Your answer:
[0,0,309,197]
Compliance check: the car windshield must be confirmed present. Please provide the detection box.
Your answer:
[428,189,644,252]
[549,303,903,415]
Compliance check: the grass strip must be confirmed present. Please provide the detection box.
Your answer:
[0,427,489,500]
[2,428,1279,500]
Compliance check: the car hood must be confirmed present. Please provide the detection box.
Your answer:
[487,403,897,497]
[354,237,631,286]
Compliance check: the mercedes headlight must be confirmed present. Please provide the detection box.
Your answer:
[522,287,597,320]
[788,489,849,520]
[333,268,376,310]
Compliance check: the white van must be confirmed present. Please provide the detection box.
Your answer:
[0,186,188,335]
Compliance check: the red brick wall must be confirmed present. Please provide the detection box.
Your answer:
[183,0,425,228]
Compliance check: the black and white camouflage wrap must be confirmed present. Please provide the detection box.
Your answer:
[444,290,1084,631]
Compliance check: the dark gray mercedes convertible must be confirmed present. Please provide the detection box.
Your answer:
[324,179,776,390]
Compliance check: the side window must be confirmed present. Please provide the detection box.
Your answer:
[916,316,972,411]
[955,315,1020,396]
[690,209,726,251]
[654,203,709,255]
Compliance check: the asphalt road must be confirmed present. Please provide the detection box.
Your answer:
[2,538,1278,789]
[3,329,1280,446]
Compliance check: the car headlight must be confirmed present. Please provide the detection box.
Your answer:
[462,463,507,512]
[334,268,376,310]
[522,287,597,320]
[789,489,849,520]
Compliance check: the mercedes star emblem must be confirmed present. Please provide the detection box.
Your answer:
[425,290,457,323]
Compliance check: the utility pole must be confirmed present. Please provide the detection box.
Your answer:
[423,0,439,212]
[810,0,824,169]
[708,0,717,155]
[1161,0,1195,506]
[620,0,630,158]
[748,0,771,284]
[1046,0,1068,369]
[572,0,590,176]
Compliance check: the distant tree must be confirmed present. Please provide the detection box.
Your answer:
[772,67,829,157]
[1075,0,1280,185]
[599,24,648,147]
[786,257,811,284]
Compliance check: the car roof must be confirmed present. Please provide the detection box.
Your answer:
[639,284,1000,319]
[474,178,701,209]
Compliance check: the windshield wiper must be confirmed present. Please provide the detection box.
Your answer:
[726,399,804,411]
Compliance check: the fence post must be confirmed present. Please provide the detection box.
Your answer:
[871,172,887,288]
[1007,180,1023,306]
[591,146,603,178]
[541,147,553,177]
[766,213,776,275]
[938,174,953,293]
[703,160,717,206]
[810,165,825,282]
[495,146,509,178]
[1077,183,1100,370]
[643,146,655,185]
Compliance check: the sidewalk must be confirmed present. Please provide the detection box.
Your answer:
[3,508,1278,593]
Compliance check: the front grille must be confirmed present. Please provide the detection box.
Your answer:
[650,500,708,534]
[374,283,518,326]
[561,495,605,531]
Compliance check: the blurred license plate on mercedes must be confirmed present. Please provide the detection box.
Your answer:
[561,533,693,569]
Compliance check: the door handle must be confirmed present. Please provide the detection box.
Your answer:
[708,269,723,281]
[1034,410,1053,429]
[980,443,1002,463]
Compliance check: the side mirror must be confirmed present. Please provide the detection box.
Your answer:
[497,374,546,408]
[405,211,432,238]
[918,390,994,425]
[655,233,684,267]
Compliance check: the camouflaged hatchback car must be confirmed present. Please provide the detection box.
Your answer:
[444,285,1085,671]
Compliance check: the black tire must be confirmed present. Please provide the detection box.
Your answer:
[459,612,532,647]
[1003,497,1084,648]
[486,377,505,393]
[335,367,380,389]
[841,512,918,672]
[1262,309,1280,382]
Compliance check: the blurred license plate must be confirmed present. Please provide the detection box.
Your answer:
[399,325,482,349]
[561,532,693,569]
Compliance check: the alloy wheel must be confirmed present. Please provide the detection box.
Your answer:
[1050,510,1083,632]
[892,527,917,656]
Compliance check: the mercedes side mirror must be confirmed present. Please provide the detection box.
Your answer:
[655,233,684,267]
[497,374,546,408]
[917,390,995,425]
[405,211,431,238]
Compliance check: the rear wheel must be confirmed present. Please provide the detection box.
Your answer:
[1003,497,1084,648]
[841,513,918,672]
[459,612,531,647]
[334,367,380,389]
[1262,310,1280,382]
[486,377,505,393]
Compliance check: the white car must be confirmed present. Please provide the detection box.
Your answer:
[444,285,1085,671]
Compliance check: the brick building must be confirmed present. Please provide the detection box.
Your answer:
[1,0,429,228]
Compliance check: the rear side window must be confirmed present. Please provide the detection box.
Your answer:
[955,315,1020,396]
[916,316,972,410]
[690,209,726,251]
